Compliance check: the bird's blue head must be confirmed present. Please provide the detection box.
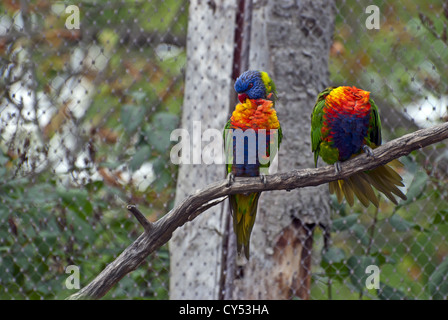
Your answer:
[234,70,275,103]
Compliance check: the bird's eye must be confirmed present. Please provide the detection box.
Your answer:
[248,83,254,89]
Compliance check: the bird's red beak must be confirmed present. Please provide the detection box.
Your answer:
[238,93,248,103]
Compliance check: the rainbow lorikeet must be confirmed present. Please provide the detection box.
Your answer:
[311,86,407,207]
[224,70,282,258]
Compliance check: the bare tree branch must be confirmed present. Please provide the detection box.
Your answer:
[67,121,448,300]
[127,205,153,232]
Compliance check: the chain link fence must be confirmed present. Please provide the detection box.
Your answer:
[0,0,447,300]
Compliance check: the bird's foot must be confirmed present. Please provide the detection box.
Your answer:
[362,145,374,158]
[226,173,235,187]
[334,161,342,174]
[259,173,267,185]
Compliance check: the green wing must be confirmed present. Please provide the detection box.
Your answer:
[311,87,333,167]
[278,125,283,148]
[260,71,278,101]
[368,98,382,147]
[267,85,281,164]
[269,78,278,101]
[260,123,282,171]
[223,119,233,174]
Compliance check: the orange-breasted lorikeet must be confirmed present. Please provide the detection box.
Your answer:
[223,70,282,258]
[311,86,407,207]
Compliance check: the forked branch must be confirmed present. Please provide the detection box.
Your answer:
[67,122,448,299]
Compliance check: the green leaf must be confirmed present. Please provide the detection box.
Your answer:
[321,248,349,281]
[378,282,410,300]
[322,247,345,264]
[399,170,428,206]
[0,150,9,166]
[129,145,151,171]
[84,180,104,193]
[331,214,359,232]
[152,112,179,131]
[428,258,448,300]
[121,104,146,134]
[349,223,370,246]
[371,251,396,266]
[347,255,378,291]
[145,112,179,153]
[389,214,426,232]
[57,188,93,217]
[97,161,121,169]
[433,210,448,225]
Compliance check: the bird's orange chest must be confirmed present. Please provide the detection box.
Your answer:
[230,99,279,131]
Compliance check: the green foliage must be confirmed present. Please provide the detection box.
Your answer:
[313,157,448,300]
[428,258,448,300]
[0,0,188,299]
[331,214,359,232]
[321,247,349,281]
[0,147,170,299]
[377,283,410,300]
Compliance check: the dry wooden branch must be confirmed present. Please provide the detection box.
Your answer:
[67,122,448,300]
[127,205,153,232]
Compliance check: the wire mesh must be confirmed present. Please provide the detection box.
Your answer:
[0,0,446,300]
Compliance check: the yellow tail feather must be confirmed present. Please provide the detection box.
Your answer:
[350,173,379,207]
[329,160,407,207]
[229,192,261,259]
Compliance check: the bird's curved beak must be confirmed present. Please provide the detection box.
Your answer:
[238,93,248,103]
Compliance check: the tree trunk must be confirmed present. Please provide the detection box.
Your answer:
[231,0,335,300]
[169,0,237,299]
[170,0,335,300]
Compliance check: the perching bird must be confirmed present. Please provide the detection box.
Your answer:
[224,70,282,258]
[311,86,407,207]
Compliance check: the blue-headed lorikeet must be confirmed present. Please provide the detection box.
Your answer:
[311,86,407,207]
[223,70,282,258]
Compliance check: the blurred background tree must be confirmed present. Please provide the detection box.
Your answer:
[0,0,188,299]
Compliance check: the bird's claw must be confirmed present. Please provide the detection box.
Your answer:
[362,145,374,158]
[227,173,235,187]
[334,161,342,174]
[260,174,267,185]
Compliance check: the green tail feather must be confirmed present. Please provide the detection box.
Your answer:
[229,192,261,259]
[329,161,407,207]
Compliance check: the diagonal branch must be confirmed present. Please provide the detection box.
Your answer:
[67,121,448,300]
